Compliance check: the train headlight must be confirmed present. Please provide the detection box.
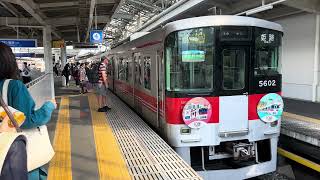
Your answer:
[257,93,284,123]
[180,127,191,135]
[270,120,278,127]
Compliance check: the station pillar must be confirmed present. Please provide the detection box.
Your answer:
[313,14,320,102]
[54,52,59,64]
[43,25,55,99]
[61,45,67,86]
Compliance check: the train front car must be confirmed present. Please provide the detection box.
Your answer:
[163,16,284,179]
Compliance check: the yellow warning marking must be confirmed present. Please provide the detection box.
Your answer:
[278,147,320,172]
[55,94,83,98]
[48,97,72,180]
[283,112,320,124]
[88,94,131,179]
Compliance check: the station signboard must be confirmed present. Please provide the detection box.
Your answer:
[0,39,37,47]
[15,53,36,58]
[52,40,65,48]
[90,30,103,44]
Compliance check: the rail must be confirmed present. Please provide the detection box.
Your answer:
[25,73,49,88]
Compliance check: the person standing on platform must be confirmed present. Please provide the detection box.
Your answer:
[72,63,80,87]
[0,42,57,180]
[79,63,88,94]
[96,57,111,112]
[62,63,71,86]
[21,62,31,84]
[53,63,59,76]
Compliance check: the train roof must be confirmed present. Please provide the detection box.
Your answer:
[164,15,283,35]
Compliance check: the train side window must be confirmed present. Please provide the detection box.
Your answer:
[134,56,139,84]
[107,57,113,76]
[222,49,245,90]
[118,57,126,81]
[139,56,143,85]
[144,56,151,90]
[134,55,143,86]
[125,60,129,82]
[118,57,122,80]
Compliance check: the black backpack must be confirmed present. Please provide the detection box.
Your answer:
[22,68,30,76]
[90,64,100,83]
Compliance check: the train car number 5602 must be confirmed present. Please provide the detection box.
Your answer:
[259,80,276,87]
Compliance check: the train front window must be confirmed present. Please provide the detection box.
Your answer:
[165,27,214,92]
[222,49,246,90]
[254,28,282,76]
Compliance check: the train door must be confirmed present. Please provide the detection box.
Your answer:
[218,46,250,135]
[133,53,142,114]
[108,57,115,91]
[156,50,164,128]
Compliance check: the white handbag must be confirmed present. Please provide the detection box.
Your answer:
[0,132,25,175]
[2,79,55,172]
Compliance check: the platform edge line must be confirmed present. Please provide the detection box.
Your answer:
[278,147,320,172]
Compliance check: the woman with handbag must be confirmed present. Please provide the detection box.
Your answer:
[0,42,56,180]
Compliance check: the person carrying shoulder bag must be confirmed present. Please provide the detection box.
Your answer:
[0,42,56,180]
[0,116,28,180]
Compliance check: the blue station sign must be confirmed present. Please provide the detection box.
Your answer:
[14,53,36,58]
[0,39,37,48]
[90,30,103,44]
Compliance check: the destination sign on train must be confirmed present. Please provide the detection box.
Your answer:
[255,29,281,47]
[182,50,205,62]
[220,27,251,41]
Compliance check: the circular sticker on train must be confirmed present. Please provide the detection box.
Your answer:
[257,93,284,123]
[182,97,212,128]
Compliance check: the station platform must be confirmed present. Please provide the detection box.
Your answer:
[281,98,320,148]
[277,99,320,177]
[46,83,201,179]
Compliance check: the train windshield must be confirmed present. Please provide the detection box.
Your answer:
[254,28,282,76]
[165,27,215,92]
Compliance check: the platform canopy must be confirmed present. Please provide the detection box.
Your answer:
[0,0,318,46]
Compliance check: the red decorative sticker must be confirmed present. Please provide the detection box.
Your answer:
[182,97,212,128]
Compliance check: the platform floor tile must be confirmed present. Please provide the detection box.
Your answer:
[281,112,320,147]
[46,93,202,180]
[105,91,202,180]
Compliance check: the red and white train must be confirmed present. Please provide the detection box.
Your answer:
[104,15,284,179]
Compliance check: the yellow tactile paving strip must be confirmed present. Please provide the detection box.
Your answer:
[48,97,72,180]
[88,94,131,180]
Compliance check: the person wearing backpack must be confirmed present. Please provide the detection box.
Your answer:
[90,63,100,84]
[21,62,31,84]
[62,63,71,86]
[95,57,111,112]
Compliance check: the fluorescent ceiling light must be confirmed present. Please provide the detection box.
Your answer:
[246,5,273,15]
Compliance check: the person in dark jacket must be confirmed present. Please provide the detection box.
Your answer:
[62,63,71,86]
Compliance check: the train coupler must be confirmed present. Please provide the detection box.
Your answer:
[226,142,255,161]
